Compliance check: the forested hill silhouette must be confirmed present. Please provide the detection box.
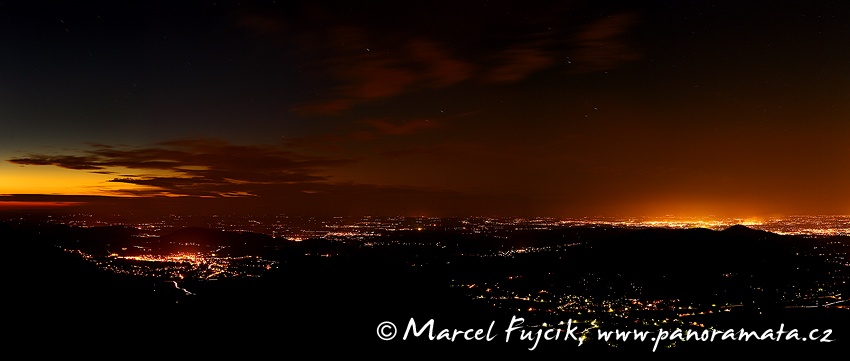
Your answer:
[9,223,299,256]
[722,224,773,236]
[157,226,294,255]
[4,222,175,348]
[581,226,795,270]
[159,226,272,244]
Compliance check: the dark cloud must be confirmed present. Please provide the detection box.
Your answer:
[284,111,456,154]
[570,13,642,73]
[291,27,475,115]
[364,118,437,136]
[9,155,103,170]
[8,139,350,198]
[1,182,476,217]
[107,177,229,197]
[486,42,555,83]
[4,138,485,215]
[405,39,476,88]
[229,3,643,117]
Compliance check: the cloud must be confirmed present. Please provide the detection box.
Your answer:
[291,27,476,115]
[6,138,486,216]
[485,42,555,83]
[284,112,452,154]
[234,5,643,117]
[570,13,643,73]
[291,17,643,114]
[405,39,475,88]
[364,118,437,136]
[9,155,103,170]
[0,180,471,217]
[84,142,115,149]
[8,139,350,198]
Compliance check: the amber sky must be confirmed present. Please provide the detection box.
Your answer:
[1,1,848,217]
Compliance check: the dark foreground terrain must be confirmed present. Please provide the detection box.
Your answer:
[4,221,849,356]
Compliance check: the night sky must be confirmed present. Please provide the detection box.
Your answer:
[1,1,848,217]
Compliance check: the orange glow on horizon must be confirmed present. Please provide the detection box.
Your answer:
[0,201,85,209]
[0,161,174,197]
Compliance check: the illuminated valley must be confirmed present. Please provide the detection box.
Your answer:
[67,250,278,280]
[4,213,848,352]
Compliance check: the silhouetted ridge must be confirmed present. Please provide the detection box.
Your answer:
[722,224,770,236]
[160,226,262,242]
[157,227,298,256]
